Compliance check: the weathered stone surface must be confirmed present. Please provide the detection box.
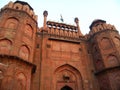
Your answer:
[0,1,120,90]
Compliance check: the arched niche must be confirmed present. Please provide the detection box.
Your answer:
[15,72,27,90]
[105,55,119,68]
[24,24,33,38]
[100,37,112,50]
[114,36,120,47]
[19,45,30,60]
[0,39,12,54]
[4,17,19,30]
[53,64,83,90]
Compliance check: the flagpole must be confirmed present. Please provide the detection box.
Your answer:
[60,14,64,22]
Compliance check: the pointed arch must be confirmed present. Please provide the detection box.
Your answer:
[54,64,81,75]
[114,36,120,47]
[53,64,83,90]
[19,45,30,60]
[105,55,119,68]
[24,24,33,38]
[100,37,112,50]
[4,17,19,29]
[0,39,12,54]
[15,72,27,90]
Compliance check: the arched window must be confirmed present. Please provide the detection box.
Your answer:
[19,45,30,60]
[5,18,19,29]
[101,37,112,50]
[25,24,33,38]
[61,86,73,90]
[114,37,120,47]
[106,55,119,67]
[0,39,12,54]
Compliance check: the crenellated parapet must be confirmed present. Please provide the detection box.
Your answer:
[0,1,38,21]
[88,19,117,36]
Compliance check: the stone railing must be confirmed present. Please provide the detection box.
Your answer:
[46,21,80,38]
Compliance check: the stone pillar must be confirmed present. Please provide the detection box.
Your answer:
[74,17,83,36]
[43,10,48,30]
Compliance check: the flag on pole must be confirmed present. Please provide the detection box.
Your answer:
[60,14,64,22]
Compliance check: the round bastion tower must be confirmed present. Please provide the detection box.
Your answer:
[89,19,120,90]
[0,1,37,90]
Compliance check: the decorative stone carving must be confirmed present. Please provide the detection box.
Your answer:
[19,45,30,60]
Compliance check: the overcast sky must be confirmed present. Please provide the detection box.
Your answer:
[0,0,120,34]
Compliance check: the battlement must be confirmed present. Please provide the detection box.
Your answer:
[0,1,38,21]
[88,19,117,36]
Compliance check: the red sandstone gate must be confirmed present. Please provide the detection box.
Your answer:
[53,64,83,90]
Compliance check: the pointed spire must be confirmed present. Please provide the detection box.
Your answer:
[43,10,48,30]
[74,17,83,36]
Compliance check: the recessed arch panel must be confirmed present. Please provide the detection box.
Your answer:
[24,24,33,38]
[114,36,120,47]
[0,39,12,54]
[4,17,19,29]
[100,37,112,50]
[53,64,83,90]
[105,55,119,68]
[19,45,30,60]
[15,72,27,90]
